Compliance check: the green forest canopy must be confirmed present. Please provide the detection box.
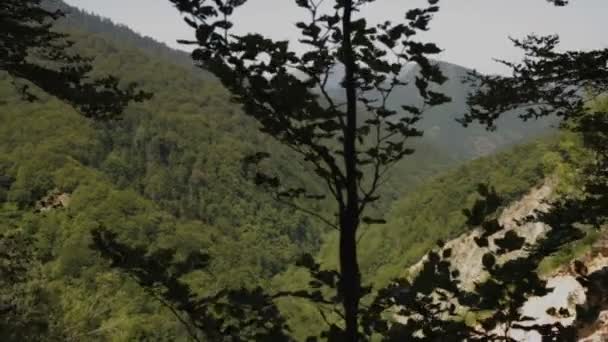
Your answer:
[0,3,595,341]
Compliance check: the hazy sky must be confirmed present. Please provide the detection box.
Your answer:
[64,0,606,75]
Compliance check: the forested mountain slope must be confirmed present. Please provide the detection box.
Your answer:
[42,0,198,70]
[0,4,450,340]
[272,133,578,340]
[0,2,578,341]
[0,14,328,339]
[397,62,555,158]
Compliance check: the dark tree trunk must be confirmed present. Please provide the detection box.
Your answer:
[340,1,361,341]
[339,212,361,342]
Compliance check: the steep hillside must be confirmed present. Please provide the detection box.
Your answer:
[0,14,325,340]
[0,72,195,339]
[271,134,579,340]
[1,24,330,276]
[316,135,567,286]
[0,2,582,341]
[399,62,555,158]
[0,5,455,340]
[43,0,198,70]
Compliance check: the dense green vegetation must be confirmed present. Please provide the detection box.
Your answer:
[0,10,452,340]
[272,133,580,340]
[0,21,330,339]
[1,2,600,341]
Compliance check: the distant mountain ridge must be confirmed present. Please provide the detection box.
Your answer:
[43,0,199,71]
[326,61,555,159]
[395,61,555,158]
[48,0,554,160]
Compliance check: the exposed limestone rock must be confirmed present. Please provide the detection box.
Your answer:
[571,237,608,341]
[408,180,554,291]
[509,276,586,341]
[35,189,71,213]
[505,235,608,341]
[401,179,608,341]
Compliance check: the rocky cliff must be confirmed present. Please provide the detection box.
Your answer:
[405,179,608,341]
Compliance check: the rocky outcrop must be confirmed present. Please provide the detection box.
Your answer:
[507,235,608,342]
[408,180,553,291]
[35,189,71,213]
[403,179,608,341]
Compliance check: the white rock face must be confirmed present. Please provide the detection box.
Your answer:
[522,276,585,326]
[506,276,586,342]
[401,180,608,341]
[408,181,554,291]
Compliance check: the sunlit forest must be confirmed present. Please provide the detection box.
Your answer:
[2,0,607,341]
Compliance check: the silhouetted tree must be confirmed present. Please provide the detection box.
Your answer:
[167,0,449,339]
[300,185,582,341]
[460,1,608,338]
[0,0,151,119]
[88,0,603,340]
[351,1,608,339]
[461,9,608,266]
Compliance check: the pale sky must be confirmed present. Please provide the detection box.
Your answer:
[64,0,606,75]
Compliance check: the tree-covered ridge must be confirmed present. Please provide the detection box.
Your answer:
[0,26,320,340]
[0,11,453,339]
[2,0,603,340]
[42,0,199,71]
[0,23,559,342]
[326,61,555,160]
[0,0,150,120]
[0,26,323,264]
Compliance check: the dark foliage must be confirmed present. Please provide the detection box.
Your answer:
[92,229,293,342]
[462,5,608,339]
[0,0,151,119]
[167,0,449,339]
[462,11,608,260]
[462,35,608,130]
[572,264,608,339]
[296,185,583,341]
